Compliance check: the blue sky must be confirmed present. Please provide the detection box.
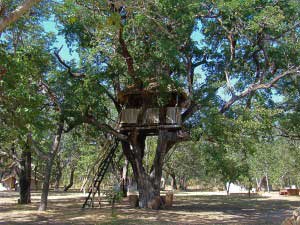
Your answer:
[42,17,78,62]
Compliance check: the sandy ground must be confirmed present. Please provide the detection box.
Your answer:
[0,190,299,225]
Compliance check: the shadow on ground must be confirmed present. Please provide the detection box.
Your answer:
[0,191,299,225]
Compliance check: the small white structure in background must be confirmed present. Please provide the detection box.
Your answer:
[226,182,247,193]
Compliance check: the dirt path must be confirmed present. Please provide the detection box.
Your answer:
[0,191,299,224]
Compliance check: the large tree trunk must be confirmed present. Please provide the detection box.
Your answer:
[64,167,75,192]
[19,139,31,204]
[122,130,178,208]
[38,122,63,211]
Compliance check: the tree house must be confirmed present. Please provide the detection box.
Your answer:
[117,82,187,135]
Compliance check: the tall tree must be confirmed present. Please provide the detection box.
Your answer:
[52,0,300,208]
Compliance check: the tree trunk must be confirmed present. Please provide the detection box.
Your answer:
[248,184,252,198]
[121,129,177,208]
[170,173,177,190]
[19,140,31,204]
[226,182,231,195]
[255,177,260,191]
[265,173,270,192]
[54,158,63,191]
[64,167,75,192]
[38,122,63,211]
[179,177,187,190]
[258,176,266,191]
[120,158,128,197]
[34,161,38,189]
[54,169,62,191]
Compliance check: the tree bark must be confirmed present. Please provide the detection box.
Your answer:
[248,184,252,198]
[19,140,31,204]
[226,182,231,195]
[258,176,265,191]
[121,129,178,208]
[170,173,177,190]
[34,161,38,189]
[265,173,270,192]
[120,158,128,197]
[54,160,63,191]
[0,0,42,32]
[64,167,75,192]
[179,177,187,190]
[38,122,63,211]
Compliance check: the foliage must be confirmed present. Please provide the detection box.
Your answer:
[1,0,300,205]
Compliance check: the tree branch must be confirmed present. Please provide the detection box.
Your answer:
[0,0,42,32]
[39,80,61,112]
[27,133,50,160]
[118,26,142,88]
[273,125,300,141]
[84,114,128,141]
[54,47,121,112]
[182,102,202,122]
[220,66,300,113]
[54,46,85,78]
[0,149,9,157]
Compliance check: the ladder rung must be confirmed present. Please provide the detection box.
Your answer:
[82,139,119,208]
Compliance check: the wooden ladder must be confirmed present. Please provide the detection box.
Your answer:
[82,139,119,208]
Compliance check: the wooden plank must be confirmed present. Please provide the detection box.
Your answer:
[120,107,182,128]
[120,109,140,124]
[119,124,181,131]
[166,107,181,125]
[143,108,160,125]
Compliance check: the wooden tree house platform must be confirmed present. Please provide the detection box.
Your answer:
[117,81,187,135]
[118,107,182,134]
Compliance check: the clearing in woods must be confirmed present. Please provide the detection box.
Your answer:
[0,191,298,225]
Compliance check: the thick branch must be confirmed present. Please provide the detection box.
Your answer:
[182,102,202,122]
[84,114,128,141]
[220,66,300,113]
[0,0,42,32]
[63,119,82,133]
[54,47,85,78]
[0,149,9,157]
[273,125,300,141]
[39,80,61,112]
[118,27,142,88]
[225,70,235,95]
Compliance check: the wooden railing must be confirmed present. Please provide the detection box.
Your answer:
[120,107,182,127]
